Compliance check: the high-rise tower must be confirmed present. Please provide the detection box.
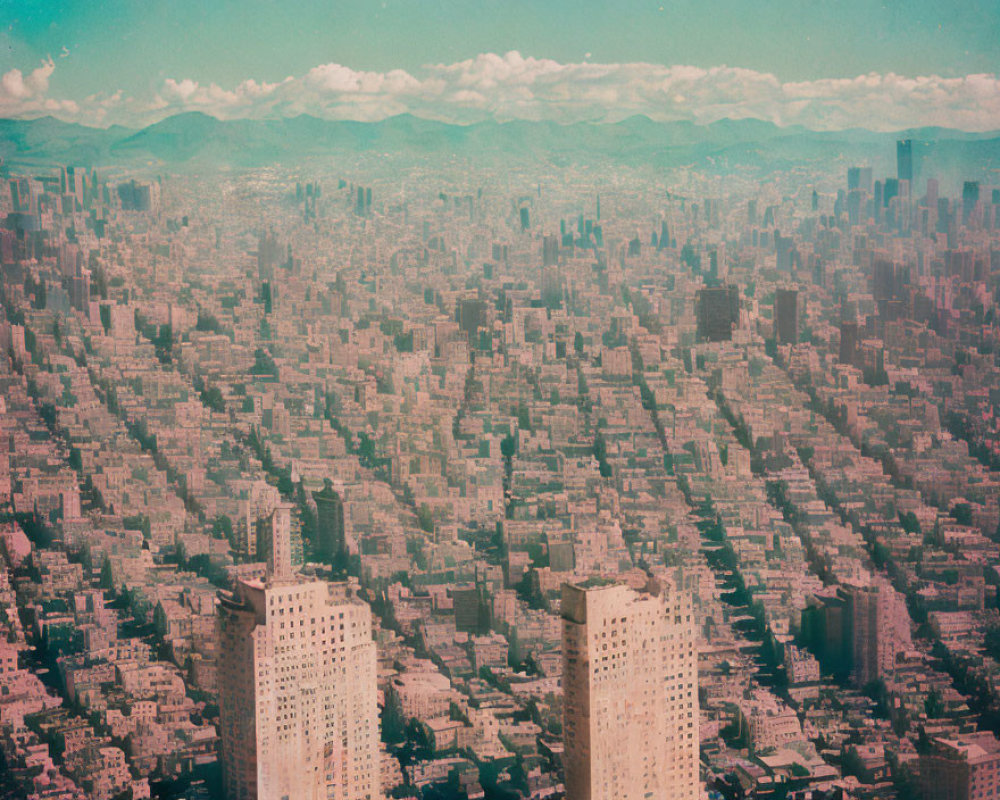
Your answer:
[312,479,346,567]
[562,576,699,800]
[839,321,859,366]
[696,285,739,342]
[774,288,799,345]
[844,578,911,688]
[217,505,380,800]
[896,139,913,183]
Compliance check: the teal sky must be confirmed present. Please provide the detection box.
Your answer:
[6,0,999,92]
[1,0,999,129]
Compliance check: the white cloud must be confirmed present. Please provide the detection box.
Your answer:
[4,52,1000,132]
[1,58,53,102]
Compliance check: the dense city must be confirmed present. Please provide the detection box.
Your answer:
[0,132,999,800]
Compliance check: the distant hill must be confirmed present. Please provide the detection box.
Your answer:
[0,116,134,169]
[2,112,998,181]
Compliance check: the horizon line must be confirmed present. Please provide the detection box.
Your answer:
[4,110,999,138]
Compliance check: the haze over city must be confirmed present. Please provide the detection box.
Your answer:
[0,3,999,800]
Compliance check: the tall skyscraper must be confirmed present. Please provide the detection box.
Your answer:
[657,219,670,251]
[542,234,560,266]
[844,579,912,688]
[802,590,851,681]
[925,178,939,208]
[696,286,739,342]
[847,166,872,193]
[313,479,346,567]
[963,181,981,224]
[218,505,380,800]
[896,139,913,183]
[562,576,699,800]
[774,288,799,345]
[883,178,900,207]
[839,321,859,366]
[775,231,796,271]
[457,298,488,341]
[257,231,281,281]
[847,189,863,225]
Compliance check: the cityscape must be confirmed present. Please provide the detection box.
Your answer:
[1,3,1000,800]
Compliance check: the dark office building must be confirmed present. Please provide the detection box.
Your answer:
[312,479,345,566]
[117,180,152,212]
[257,231,282,281]
[802,592,851,681]
[542,235,559,266]
[872,258,905,303]
[774,288,799,345]
[963,181,981,224]
[847,190,864,225]
[839,321,859,365]
[450,585,483,634]
[458,298,488,340]
[541,267,563,310]
[775,231,796,271]
[883,178,899,207]
[896,139,913,183]
[657,219,670,250]
[847,167,872,193]
[519,207,530,230]
[696,285,739,342]
[925,178,939,208]
[9,179,30,213]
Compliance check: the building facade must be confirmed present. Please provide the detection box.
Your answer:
[920,733,1000,800]
[562,576,699,800]
[846,579,912,688]
[696,286,739,342]
[217,507,380,800]
[774,288,799,345]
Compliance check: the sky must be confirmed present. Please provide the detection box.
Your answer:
[1,0,999,130]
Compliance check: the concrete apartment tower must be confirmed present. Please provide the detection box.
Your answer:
[847,578,912,688]
[562,576,699,800]
[217,504,380,800]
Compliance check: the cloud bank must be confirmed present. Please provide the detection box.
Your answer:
[3,51,999,132]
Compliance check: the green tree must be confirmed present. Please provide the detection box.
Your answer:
[211,515,233,540]
[925,688,944,719]
[196,310,221,333]
[200,385,226,413]
[899,511,921,534]
[417,504,434,534]
[593,432,612,478]
[99,556,114,590]
[500,435,516,459]
[951,503,973,526]
[381,691,407,744]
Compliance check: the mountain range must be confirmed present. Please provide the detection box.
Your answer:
[1,112,998,182]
